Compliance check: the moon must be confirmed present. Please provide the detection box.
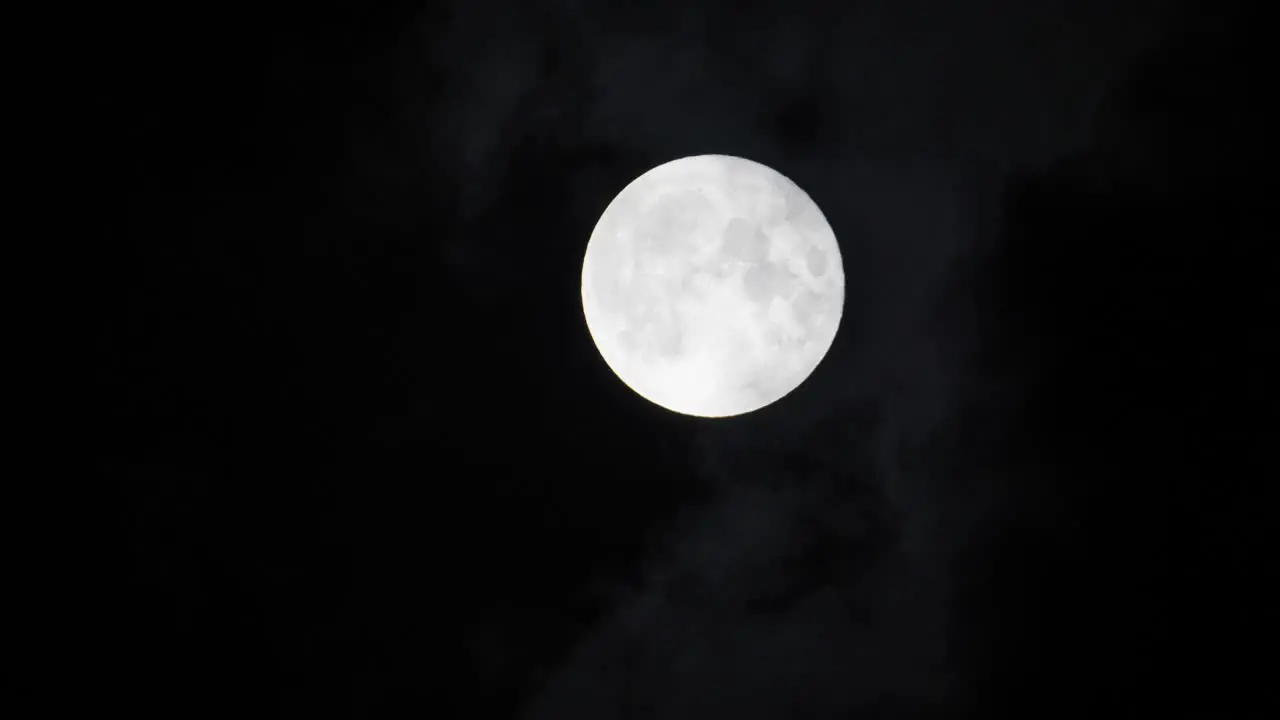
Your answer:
[581,154,844,418]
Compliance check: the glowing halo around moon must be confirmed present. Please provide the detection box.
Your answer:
[580,154,845,418]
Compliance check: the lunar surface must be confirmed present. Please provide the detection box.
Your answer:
[581,154,844,417]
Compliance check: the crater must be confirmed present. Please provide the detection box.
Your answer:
[790,287,825,329]
[743,260,798,304]
[805,246,828,277]
[720,216,769,264]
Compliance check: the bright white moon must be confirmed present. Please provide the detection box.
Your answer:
[581,154,844,417]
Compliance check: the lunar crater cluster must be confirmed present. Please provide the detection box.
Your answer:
[582,155,843,417]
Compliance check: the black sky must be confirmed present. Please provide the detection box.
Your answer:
[92,0,1266,717]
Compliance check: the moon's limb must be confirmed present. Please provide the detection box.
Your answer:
[582,154,843,417]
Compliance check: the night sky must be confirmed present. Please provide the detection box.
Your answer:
[92,0,1265,717]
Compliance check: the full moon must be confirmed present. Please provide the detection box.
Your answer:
[581,154,844,417]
